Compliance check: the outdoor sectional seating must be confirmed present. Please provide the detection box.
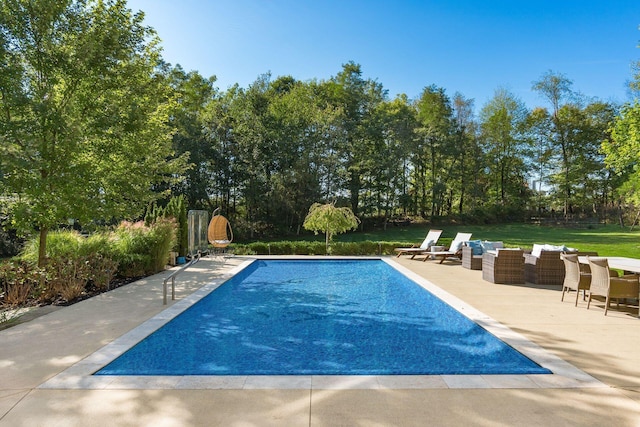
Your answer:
[462,246,483,270]
[524,244,578,286]
[482,248,525,284]
[462,240,504,270]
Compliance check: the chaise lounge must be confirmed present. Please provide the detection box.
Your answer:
[429,232,472,264]
[394,229,443,259]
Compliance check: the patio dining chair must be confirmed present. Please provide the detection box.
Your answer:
[560,253,591,306]
[587,257,639,316]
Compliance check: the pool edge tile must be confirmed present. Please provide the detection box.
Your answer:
[376,375,448,389]
[312,375,381,390]
[244,376,312,389]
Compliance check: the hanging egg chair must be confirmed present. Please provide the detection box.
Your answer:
[208,209,233,249]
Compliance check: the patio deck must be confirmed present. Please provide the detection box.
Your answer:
[1,256,640,426]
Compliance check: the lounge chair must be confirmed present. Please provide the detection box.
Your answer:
[394,229,442,259]
[587,257,639,316]
[429,232,472,264]
[560,254,591,306]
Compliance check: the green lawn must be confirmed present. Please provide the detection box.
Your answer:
[332,223,640,258]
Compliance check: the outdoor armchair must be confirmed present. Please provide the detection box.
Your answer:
[482,248,525,284]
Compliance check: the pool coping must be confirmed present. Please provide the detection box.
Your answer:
[39,256,606,390]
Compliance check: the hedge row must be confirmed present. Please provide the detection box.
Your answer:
[230,240,409,256]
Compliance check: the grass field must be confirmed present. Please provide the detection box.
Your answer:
[331,223,640,258]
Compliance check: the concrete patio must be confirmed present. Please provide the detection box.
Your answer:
[2,255,640,426]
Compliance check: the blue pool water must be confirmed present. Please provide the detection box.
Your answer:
[96,259,550,376]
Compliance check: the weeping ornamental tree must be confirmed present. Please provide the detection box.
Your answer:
[303,203,360,253]
[0,0,186,266]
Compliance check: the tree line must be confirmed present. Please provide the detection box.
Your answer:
[2,0,640,257]
[169,62,629,237]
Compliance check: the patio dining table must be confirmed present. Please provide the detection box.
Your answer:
[578,256,640,318]
[577,256,640,274]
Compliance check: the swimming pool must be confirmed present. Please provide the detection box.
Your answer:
[96,259,550,376]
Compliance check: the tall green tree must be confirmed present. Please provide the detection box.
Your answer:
[374,94,417,218]
[603,100,640,207]
[452,93,478,214]
[328,62,387,216]
[532,71,616,217]
[478,88,530,208]
[202,85,243,215]
[0,0,185,265]
[414,85,456,219]
[167,66,217,210]
[266,78,328,233]
[532,71,577,216]
[226,73,277,237]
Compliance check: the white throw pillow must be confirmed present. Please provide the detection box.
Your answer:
[532,244,544,257]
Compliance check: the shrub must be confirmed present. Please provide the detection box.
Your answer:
[270,241,292,255]
[380,242,408,255]
[112,219,177,277]
[0,261,44,307]
[113,253,150,278]
[86,253,119,291]
[78,232,114,258]
[230,240,402,256]
[292,241,326,255]
[43,256,90,303]
[147,218,178,273]
[20,230,83,263]
[245,242,270,255]
[330,242,359,255]
[164,195,188,257]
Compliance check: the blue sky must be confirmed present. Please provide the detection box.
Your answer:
[126,0,640,110]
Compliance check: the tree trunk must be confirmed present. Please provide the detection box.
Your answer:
[38,226,48,267]
[630,209,640,231]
